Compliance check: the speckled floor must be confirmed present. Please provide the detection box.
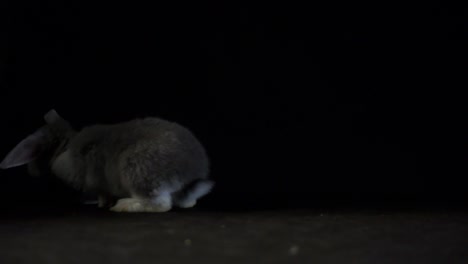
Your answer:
[0,203,467,264]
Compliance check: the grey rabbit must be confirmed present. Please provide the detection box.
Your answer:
[0,109,214,212]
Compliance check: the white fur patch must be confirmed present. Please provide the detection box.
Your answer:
[151,191,172,209]
[110,197,172,213]
[188,181,214,201]
[178,180,214,208]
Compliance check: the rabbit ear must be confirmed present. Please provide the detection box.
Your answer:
[44,109,63,125]
[44,109,73,134]
[0,127,49,169]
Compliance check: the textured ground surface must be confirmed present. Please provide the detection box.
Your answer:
[0,203,467,264]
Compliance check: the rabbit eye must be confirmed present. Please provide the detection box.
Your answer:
[80,141,97,155]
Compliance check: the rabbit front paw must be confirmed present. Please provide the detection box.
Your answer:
[109,197,171,213]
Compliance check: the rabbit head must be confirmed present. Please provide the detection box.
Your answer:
[0,109,76,177]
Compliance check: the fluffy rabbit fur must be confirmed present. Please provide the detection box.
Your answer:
[0,109,214,212]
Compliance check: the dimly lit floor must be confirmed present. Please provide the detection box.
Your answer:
[1,202,467,264]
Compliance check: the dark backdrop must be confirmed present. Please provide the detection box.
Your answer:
[0,1,466,209]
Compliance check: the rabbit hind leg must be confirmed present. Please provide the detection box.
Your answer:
[173,179,215,208]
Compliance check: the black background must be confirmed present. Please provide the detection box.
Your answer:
[0,1,466,209]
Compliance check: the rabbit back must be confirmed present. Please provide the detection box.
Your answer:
[53,117,210,199]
